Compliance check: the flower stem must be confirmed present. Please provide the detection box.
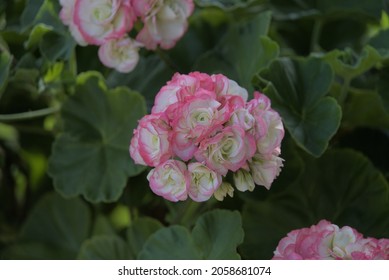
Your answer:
[310,19,323,53]
[0,106,60,122]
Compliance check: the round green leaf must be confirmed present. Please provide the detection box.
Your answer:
[195,0,266,11]
[192,209,244,259]
[127,217,163,257]
[138,226,202,260]
[241,149,389,259]
[78,235,133,260]
[48,72,147,203]
[256,57,341,157]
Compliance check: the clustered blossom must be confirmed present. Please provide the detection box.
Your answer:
[273,220,389,260]
[130,72,284,202]
[59,0,194,73]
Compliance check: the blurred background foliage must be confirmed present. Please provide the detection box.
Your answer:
[0,0,388,259]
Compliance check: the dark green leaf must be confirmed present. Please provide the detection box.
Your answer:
[138,226,202,260]
[192,209,243,259]
[4,193,91,259]
[21,0,64,32]
[24,23,53,49]
[107,55,174,110]
[343,90,389,129]
[40,31,76,61]
[127,217,163,257]
[255,57,341,157]
[48,72,147,202]
[78,235,133,260]
[241,149,389,259]
[195,12,275,92]
[270,0,383,21]
[138,210,244,259]
[195,0,268,11]
[378,66,389,113]
[0,51,12,98]
[92,215,116,236]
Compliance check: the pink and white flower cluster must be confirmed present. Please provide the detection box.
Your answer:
[130,72,285,202]
[59,0,194,73]
[273,220,389,260]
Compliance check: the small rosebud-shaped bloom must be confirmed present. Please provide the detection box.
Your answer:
[228,108,256,134]
[233,169,255,192]
[249,153,283,189]
[195,125,256,176]
[172,95,223,160]
[213,182,234,201]
[59,0,88,45]
[151,73,198,114]
[147,160,189,202]
[256,109,284,156]
[272,220,389,260]
[134,0,194,50]
[129,113,172,167]
[212,74,248,102]
[188,162,222,202]
[98,37,142,73]
[73,0,135,45]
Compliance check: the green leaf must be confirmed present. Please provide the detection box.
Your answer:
[241,149,389,259]
[21,0,64,32]
[92,215,116,236]
[107,55,174,110]
[4,193,91,259]
[127,217,163,257]
[195,12,277,92]
[78,235,133,260]
[255,57,341,157]
[24,23,53,49]
[138,210,244,260]
[48,72,147,203]
[316,46,381,81]
[343,90,389,129]
[40,31,76,61]
[0,51,12,98]
[138,226,202,260]
[195,0,268,11]
[270,0,383,21]
[192,210,243,259]
[369,29,389,59]
[378,67,389,113]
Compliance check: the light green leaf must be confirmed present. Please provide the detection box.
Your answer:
[78,235,133,260]
[241,149,389,259]
[127,217,163,257]
[48,72,147,203]
[24,23,53,49]
[192,210,243,259]
[316,46,381,81]
[138,226,202,260]
[195,12,277,92]
[255,57,341,157]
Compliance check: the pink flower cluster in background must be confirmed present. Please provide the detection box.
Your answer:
[273,220,389,260]
[130,72,285,202]
[59,0,194,73]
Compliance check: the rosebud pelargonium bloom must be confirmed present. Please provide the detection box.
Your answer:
[133,0,195,50]
[147,160,189,202]
[272,220,389,260]
[73,0,135,45]
[130,113,172,167]
[129,72,285,202]
[98,37,142,73]
[188,162,222,202]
